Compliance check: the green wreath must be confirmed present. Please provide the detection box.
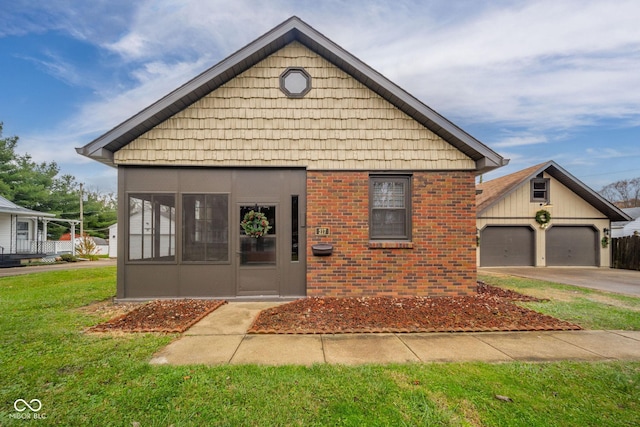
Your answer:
[241,210,272,238]
[535,209,551,226]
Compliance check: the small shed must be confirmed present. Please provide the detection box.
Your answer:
[477,161,631,267]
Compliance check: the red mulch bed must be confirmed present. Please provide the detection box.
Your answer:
[248,283,580,334]
[86,283,580,334]
[87,299,227,333]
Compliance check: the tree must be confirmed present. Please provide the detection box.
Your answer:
[599,177,640,208]
[0,122,116,239]
[80,188,117,239]
[0,122,59,210]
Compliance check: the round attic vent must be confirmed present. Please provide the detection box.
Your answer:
[279,67,312,98]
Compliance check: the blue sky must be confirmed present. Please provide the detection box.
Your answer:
[1,0,639,194]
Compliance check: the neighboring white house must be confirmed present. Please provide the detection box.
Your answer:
[612,207,640,238]
[0,195,56,265]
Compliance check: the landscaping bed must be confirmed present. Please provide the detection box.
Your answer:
[87,299,227,333]
[248,283,580,334]
[88,283,580,334]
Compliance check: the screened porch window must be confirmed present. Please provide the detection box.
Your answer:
[370,176,411,240]
[182,194,229,262]
[128,193,176,261]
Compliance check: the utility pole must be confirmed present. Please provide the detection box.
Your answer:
[80,183,84,238]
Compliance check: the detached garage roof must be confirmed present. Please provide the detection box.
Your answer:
[76,16,507,174]
[477,160,631,221]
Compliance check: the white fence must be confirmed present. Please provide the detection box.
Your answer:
[15,240,73,255]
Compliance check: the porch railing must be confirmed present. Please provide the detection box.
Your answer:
[14,240,74,255]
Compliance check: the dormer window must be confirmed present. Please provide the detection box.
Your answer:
[531,177,550,202]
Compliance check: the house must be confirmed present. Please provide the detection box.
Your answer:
[77,16,507,301]
[476,161,631,267]
[612,207,640,238]
[0,195,56,266]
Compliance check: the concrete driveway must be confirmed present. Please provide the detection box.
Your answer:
[480,267,640,297]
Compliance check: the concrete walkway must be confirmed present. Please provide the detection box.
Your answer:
[150,302,640,366]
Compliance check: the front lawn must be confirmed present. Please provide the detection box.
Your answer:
[1,267,639,426]
[479,273,640,331]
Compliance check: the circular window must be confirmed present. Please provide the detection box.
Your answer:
[279,67,311,98]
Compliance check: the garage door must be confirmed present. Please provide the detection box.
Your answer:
[480,226,535,267]
[546,226,598,266]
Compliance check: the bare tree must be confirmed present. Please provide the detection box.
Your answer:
[600,177,640,208]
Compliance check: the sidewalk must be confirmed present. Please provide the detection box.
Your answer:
[150,302,640,366]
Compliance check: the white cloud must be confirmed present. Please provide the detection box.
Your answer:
[361,0,640,130]
[7,0,640,191]
[19,0,640,134]
[492,135,548,148]
[102,0,291,61]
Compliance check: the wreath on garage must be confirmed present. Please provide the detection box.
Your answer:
[535,209,551,228]
[241,210,272,238]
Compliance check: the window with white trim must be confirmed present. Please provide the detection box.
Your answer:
[531,178,550,202]
[369,176,411,240]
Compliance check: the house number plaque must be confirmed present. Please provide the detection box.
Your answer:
[315,227,330,236]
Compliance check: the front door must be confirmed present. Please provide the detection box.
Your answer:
[232,168,306,298]
[237,203,279,295]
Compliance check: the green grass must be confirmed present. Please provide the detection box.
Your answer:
[479,273,640,330]
[0,268,638,426]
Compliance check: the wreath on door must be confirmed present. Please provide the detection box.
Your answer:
[241,210,272,238]
[535,209,551,228]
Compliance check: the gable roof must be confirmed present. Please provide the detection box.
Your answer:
[76,16,507,174]
[0,195,56,217]
[476,160,631,222]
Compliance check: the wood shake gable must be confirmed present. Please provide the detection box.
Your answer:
[115,42,473,170]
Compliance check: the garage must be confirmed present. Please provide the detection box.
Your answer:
[546,226,598,266]
[480,226,535,267]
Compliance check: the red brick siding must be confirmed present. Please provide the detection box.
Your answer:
[306,171,477,297]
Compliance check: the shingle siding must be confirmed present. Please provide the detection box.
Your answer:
[115,42,474,170]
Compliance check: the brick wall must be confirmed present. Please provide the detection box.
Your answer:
[306,171,477,297]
